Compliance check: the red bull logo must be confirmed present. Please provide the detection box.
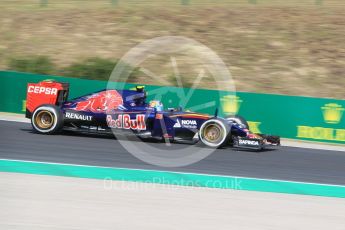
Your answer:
[107,114,146,130]
[75,90,123,112]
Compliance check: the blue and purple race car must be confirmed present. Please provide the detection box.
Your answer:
[26,80,280,150]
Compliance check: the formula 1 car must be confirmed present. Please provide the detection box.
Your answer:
[25,80,280,150]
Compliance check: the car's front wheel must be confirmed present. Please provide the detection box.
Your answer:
[198,118,230,148]
[31,105,63,134]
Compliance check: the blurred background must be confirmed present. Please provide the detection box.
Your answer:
[1,0,344,98]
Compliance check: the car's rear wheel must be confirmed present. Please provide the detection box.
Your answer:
[32,105,63,134]
[199,118,230,148]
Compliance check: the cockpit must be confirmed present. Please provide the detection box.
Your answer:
[148,100,164,111]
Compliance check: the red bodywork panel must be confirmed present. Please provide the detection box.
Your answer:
[26,81,69,113]
[74,90,123,113]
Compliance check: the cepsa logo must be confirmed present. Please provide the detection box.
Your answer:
[107,114,146,130]
[28,86,58,95]
[297,103,345,142]
[76,90,123,113]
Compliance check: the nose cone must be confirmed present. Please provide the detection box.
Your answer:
[230,123,248,137]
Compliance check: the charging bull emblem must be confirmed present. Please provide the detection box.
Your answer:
[75,90,123,112]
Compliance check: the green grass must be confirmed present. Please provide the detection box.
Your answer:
[1,0,344,9]
[1,0,345,98]
[9,56,55,75]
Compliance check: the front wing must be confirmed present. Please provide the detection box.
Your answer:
[233,135,280,150]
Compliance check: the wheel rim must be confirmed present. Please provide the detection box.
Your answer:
[35,110,54,129]
[202,123,223,144]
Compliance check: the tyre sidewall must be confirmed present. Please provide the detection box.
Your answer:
[199,118,230,148]
[31,105,63,134]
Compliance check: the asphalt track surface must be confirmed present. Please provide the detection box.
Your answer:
[0,120,344,185]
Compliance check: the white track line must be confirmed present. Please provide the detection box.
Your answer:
[1,158,344,187]
[0,113,29,123]
[282,139,344,152]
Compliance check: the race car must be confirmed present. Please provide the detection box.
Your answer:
[25,80,280,150]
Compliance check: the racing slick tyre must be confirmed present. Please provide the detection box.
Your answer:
[31,105,64,134]
[226,115,249,129]
[198,118,230,148]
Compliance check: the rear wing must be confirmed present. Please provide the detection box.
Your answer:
[26,80,69,118]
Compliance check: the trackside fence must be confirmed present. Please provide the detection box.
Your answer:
[1,70,344,144]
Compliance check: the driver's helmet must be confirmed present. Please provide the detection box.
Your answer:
[149,100,164,111]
